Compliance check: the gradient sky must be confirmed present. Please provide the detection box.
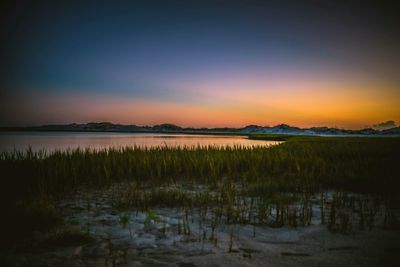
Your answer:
[1,0,399,129]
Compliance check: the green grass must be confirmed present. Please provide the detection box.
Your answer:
[1,136,399,202]
[3,136,398,198]
[1,136,399,242]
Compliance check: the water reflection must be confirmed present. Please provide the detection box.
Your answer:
[0,132,280,152]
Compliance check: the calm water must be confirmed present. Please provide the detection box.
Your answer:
[0,132,280,152]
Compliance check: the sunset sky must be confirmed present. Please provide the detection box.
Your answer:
[1,0,399,129]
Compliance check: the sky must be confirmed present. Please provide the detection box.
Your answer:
[0,0,399,129]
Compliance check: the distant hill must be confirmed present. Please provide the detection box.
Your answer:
[1,122,399,136]
[372,120,397,131]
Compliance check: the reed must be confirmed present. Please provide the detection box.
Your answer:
[1,136,399,242]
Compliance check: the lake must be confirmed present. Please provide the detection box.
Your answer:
[0,132,280,152]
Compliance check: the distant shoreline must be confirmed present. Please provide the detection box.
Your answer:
[1,122,399,136]
[0,128,246,136]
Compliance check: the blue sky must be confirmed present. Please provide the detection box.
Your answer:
[1,0,399,128]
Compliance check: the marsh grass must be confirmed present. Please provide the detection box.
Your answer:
[1,137,399,244]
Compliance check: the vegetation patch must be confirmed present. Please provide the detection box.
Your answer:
[1,136,399,244]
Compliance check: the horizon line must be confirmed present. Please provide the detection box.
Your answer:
[1,120,398,131]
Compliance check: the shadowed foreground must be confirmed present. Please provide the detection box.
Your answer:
[0,136,399,266]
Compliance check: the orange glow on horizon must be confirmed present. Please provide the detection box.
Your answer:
[8,77,400,130]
